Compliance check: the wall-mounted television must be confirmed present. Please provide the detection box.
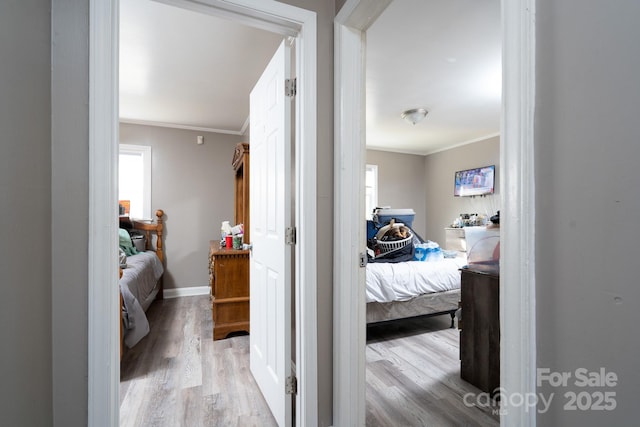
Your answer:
[454,165,495,197]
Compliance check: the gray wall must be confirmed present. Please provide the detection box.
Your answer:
[367,138,500,246]
[0,1,53,425]
[366,149,428,237]
[52,0,90,424]
[120,123,242,290]
[424,136,500,246]
[536,0,640,424]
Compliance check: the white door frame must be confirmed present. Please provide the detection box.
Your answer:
[333,0,537,426]
[88,1,317,425]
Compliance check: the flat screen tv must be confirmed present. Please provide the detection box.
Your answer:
[454,165,495,197]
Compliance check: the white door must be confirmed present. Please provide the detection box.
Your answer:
[249,40,293,427]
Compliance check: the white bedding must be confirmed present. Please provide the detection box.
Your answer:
[120,251,164,348]
[366,255,467,303]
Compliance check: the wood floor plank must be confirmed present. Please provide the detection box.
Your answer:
[366,315,500,427]
[120,296,276,427]
[121,296,498,426]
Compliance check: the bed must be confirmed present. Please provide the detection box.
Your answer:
[365,218,467,327]
[366,254,467,327]
[119,209,165,355]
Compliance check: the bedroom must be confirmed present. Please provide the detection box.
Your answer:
[115,0,502,424]
[116,0,285,423]
[362,0,501,424]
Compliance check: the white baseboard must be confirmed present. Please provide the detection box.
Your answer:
[163,286,210,299]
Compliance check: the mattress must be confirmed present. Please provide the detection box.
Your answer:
[365,255,467,303]
[366,288,461,324]
[120,251,164,348]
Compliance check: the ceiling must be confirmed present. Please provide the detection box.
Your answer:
[119,0,283,134]
[120,0,500,154]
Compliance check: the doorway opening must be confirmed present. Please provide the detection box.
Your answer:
[363,1,501,424]
[333,0,536,425]
[88,1,318,425]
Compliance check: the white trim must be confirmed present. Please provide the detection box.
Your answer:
[500,0,536,426]
[239,115,251,135]
[334,1,537,427]
[88,0,120,425]
[422,132,502,156]
[367,132,500,156]
[90,1,318,426]
[119,117,244,135]
[333,3,372,424]
[163,286,210,299]
[367,132,502,157]
[291,8,318,425]
[153,0,299,37]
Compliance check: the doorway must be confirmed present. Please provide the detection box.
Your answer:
[333,0,537,425]
[88,1,318,425]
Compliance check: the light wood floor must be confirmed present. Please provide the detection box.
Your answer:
[120,296,498,427]
[366,315,499,427]
[119,295,277,427]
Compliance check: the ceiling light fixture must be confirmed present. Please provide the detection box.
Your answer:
[401,108,428,125]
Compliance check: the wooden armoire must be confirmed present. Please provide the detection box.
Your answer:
[208,142,251,340]
[232,142,250,242]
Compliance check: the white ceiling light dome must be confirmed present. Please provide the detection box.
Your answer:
[401,108,428,125]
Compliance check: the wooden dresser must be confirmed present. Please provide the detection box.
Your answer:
[444,227,466,252]
[209,241,250,340]
[208,142,251,340]
[459,266,500,394]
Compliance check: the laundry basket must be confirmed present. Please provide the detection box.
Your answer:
[377,234,412,254]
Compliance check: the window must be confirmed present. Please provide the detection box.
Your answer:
[365,164,378,220]
[119,144,151,220]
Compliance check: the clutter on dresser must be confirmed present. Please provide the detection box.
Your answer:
[451,213,488,228]
[490,210,500,225]
[220,220,244,249]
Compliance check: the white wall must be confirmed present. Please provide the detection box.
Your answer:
[535,0,640,424]
[0,1,53,424]
[366,149,427,236]
[423,136,500,246]
[120,123,242,290]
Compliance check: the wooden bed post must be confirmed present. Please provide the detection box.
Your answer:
[155,209,164,263]
[155,209,164,300]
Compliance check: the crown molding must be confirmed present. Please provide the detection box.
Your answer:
[119,118,243,135]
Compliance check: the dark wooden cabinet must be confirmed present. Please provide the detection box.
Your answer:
[209,242,250,340]
[208,143,251,340]
[460,267,500,394]
[232,142,250,243]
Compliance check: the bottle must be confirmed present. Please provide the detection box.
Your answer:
[221,221,231,245]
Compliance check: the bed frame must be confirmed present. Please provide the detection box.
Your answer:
[119,208,165,359]
[125,209,165,297]
[366,289,460,328]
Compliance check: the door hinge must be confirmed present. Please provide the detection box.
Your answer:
[286,227,297,245]
[359,252,368,268]
[285,78,297,97]
[286,375,297,395]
